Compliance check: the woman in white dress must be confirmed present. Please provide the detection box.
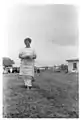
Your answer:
[19,38,37,90]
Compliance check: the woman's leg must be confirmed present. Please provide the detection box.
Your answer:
[24,76,32,89]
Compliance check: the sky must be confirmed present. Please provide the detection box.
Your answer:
[4,4,79,66]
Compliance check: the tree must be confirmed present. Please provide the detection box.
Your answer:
[60,64,68,71]
[3,57,15,67]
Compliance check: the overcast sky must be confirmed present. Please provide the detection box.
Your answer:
[5,4,79,66]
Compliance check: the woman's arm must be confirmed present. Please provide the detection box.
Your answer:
[19,53,23,59]
[19,49,23,59]
[33,54,37,59]
[33,50,37,59]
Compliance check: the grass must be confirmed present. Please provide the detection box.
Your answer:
[3,70,79,118]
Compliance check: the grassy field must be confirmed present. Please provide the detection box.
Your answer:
[3,70,79,118]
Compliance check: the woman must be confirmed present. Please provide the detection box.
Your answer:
[19,38,37,90]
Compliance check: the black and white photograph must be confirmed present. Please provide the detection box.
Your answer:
[2,2,79,118]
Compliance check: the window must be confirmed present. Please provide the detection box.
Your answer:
[73,63,77,70]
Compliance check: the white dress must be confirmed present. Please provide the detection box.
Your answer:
[19,47,36,86]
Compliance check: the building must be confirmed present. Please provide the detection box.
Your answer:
[53,65,61,72]
[66,59,79,72]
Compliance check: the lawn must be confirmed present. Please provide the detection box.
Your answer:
[3,70,79,118]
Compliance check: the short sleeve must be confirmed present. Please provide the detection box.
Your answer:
[19,48,24,55]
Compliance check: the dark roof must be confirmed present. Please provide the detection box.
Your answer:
[66,59,79,62]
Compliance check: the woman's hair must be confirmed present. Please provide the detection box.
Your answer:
[24,38,32,44]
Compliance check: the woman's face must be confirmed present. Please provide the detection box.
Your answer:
[25,40,30,47]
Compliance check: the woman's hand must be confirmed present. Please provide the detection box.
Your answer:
[19,54,30,59]
[19,53,36,59]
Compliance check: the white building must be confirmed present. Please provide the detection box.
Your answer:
[66,59,79,72]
